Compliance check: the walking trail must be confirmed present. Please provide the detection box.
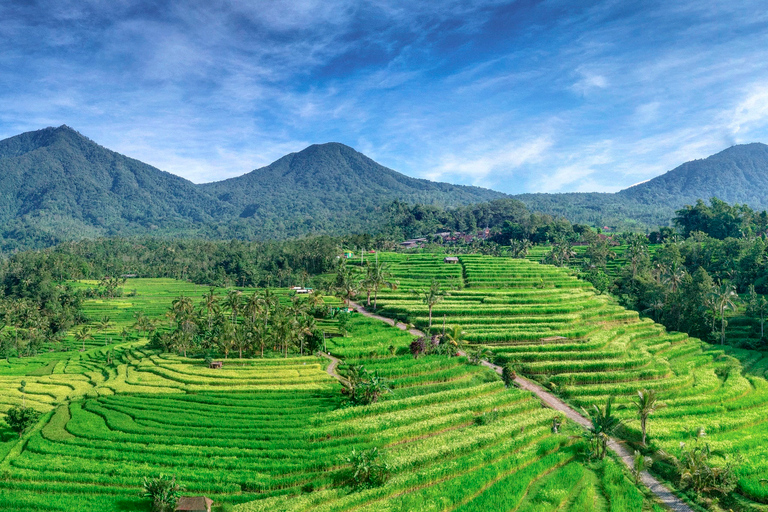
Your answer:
[322,301,693,512]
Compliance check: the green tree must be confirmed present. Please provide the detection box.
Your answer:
[582,396,622,459]
[365,258,397,310]
[4,404,41,438]
[74,326,94,352]
[418,279,445,329]
[631,389,665,447]
[746,285,768,339]
[713,282,738,345]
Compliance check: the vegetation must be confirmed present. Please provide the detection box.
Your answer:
[141,474,185,512]
[4,405,40,438]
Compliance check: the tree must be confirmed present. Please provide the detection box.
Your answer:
[631,389,665,447]
[713,282,738,344]
[201,287,220,331]
[582,396,622,459]
[365,258,397,310]
[632,450,653,485]
[223,289,242,326]
[746,285,768,339]
[4,404,40,438]
[74,326,94,352]
[141,474,184,512]
[418,279,444,329]
[341,365,392,405]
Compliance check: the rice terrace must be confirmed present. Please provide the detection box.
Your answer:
[3,2,768,511]
[0,247,766,512]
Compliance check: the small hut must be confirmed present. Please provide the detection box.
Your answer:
[209,361,223,369]
[443,257,459,264]
[176,496,213,512]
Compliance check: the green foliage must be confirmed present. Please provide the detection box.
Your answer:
[501,363,517,387]
[343,447,391,490]
[140,474,184,512]
[4,404,41,437]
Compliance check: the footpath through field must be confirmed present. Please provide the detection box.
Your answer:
[346,301,694,512]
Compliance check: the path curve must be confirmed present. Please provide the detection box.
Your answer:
[348,301,693,512]
[319,351,348,385]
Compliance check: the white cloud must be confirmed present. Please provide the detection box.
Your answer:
[729,85,768,134]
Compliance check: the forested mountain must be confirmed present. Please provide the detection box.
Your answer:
[618,142,768,207]
[516,143,768,230]
[1,125,767,253]
[201,142,506,232]
[0,127,505,251]
[0,126,225,249]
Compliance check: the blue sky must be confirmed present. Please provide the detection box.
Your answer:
[2,0,768,193]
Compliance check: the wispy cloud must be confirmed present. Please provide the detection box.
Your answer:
[2,0,768,194]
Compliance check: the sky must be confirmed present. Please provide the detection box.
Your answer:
[1,0,768,194]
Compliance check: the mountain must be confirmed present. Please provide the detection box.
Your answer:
[618,143,768,207]
[0,127,506,251]
[515,143,768,230]
[201,142,507,234]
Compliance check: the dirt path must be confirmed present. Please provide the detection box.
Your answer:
[319,351,347,385]
[347,301,693,512]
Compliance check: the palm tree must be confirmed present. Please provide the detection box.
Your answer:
[746,285,768,339]
[98,315,112,333]
[583,396,622,459]
[223,290,243,326]
[367,258,397,310]
[663,264,686,293]
[171,295,194,319]
[714,282,738,345]
[418,279,444,329]
[201,288,220,331]
[631,389,665,446]
[74,326,94,352]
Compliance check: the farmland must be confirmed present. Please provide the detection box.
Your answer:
[365,252,768,510]
[0,278,652,511]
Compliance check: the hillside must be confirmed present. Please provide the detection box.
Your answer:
[0,127,507,251]
[200,142,507,232]
[516,143,768,230]
[0,126,225,247]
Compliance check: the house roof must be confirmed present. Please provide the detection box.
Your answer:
[176,496,213,511]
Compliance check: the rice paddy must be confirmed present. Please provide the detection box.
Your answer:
[0,277,650,511]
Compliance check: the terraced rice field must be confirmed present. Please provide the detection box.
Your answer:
[1,278,648,511]
[367,252,768,509]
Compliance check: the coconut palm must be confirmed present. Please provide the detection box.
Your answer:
[418,279,444,329]
[582,396,622,459]
[201,288,220,331]
[366,258,397,310]
[74,326,94,352]
[631,389,666,446]
[223,289,243,326]
[713,282,738,344]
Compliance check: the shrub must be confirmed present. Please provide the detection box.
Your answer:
[501,363,517,387]
[343,447,390,489]
[140,474,184,512]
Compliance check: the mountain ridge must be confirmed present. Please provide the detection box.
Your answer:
[1,125,767,251]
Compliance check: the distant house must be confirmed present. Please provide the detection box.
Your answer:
[443,257,459,264]
[176,496,213,512]
[209,361,223,369]
[295,288,310,294]
[400,238,427,249]
[344,252,354,259]
[120,274,138,278]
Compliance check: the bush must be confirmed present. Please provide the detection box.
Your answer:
[344,447,390,489]
[501,363,517,387]
[140,474,184,512]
